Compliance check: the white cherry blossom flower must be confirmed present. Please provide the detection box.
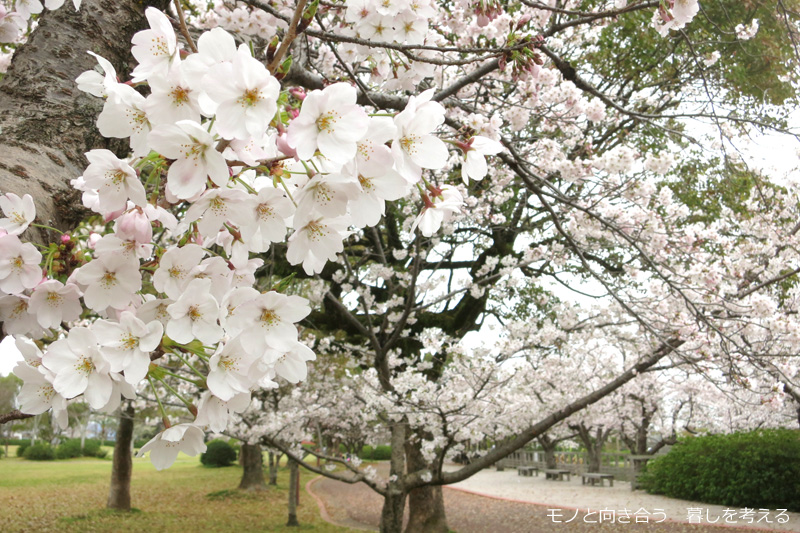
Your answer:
[28,280,82,328]
[153,244,205,299]
[181,27,237,88]
[240,187,293,253]
[274,340,316,383]
[81,149,146,214]
[130,7,180,82]
[183,188,251,239]
[144,67,201,125]
[74,254,141,311]
[93,311,163,384]
[148,120,229,199]
[14,0,43,21]
[0,6,25,43]
[76,51,117,98]
[165,278,223,345]
[287,217,350,275]
[391,89,448,182]
[0,193,35,235]
[0,295,46,337]
[194,390,251,433]
[0,234,42,294]
[294,172,360,225]
[207,336,261,400]
[137,423,207,470]
[97,84,152,157]
[459,136,504,183]
[287,82,369,165]
[13,359,69,429]
[203,45,280,140]
[411,185,463,237]
[227,291,310,353]
[41,327,113,409]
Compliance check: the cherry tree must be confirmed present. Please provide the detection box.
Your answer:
[0,1,799,532]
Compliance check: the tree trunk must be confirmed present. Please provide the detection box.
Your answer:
[268,451,280,485]
[286,459,300,527]
[238,443,267,492]
[379,419,408,533]
[404,439,448,533]
[381,489,407,533]
[538,435,558,469]
[107,403,134,511]
[0,0,170,246]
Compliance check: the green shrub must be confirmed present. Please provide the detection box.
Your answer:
[16,442,30,457]
[24,443,55,461]
[1,438,31,446]
[0,447,4,458]
[56,439,83,459]
[359,445,392,460]
[200,439,237,467]
[640,429,800,511]
[82,439,102,457]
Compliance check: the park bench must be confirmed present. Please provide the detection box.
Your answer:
[544,469,571,481]
[581,473,614,487]
[517,466,539,477]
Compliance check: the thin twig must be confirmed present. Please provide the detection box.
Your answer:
[268,0,308,74]
[173,0,198,54]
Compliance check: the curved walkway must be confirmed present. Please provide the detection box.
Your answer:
[307,466,800,533]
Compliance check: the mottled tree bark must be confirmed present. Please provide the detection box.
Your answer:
[0,0,169,245]
[107,403,134,511]
[404,439,447,533]
[238,443,267,491]
[286,459,300,527]
[268,451,280,485]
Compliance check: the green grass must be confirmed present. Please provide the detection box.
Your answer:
[0,452,354,532]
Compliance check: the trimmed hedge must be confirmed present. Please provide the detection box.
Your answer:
[359,445,392,461]
[640,429,800,511]
[16,442,30,457]
[200,439,237,467]
[55,439,108,459]
[24,443,55,461]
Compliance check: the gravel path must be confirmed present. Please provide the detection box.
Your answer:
[307,465,798,533]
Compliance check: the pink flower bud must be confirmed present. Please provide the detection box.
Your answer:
[277,134,299,159]
[115,208,153,243]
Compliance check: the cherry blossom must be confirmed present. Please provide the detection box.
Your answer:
[130,7,180,82]
[93,311,163,384]
[391,89,448,182]
[0,234,42,294]
[0,193,35,235]
[74,254,141,311]
[287,82,369,165]
[203,45,280,140]
[28,280,82,328]
[137,423,207,470]
[165,278,223,345]
[80,149,146,214]
[41,327,113,409]
[147,120,229,199]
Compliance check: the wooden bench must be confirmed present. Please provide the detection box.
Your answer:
[544,469,571,481]
[581,473,614,487]
[517,466,539,477]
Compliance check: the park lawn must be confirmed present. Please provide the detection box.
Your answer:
[0,453,354,533]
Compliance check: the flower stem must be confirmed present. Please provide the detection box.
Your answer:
[148,376,170,428]
[31,223,64,235]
